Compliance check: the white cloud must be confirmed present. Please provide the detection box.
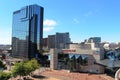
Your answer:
[43,27,54,32]
[44,19,57,27]
[43,19,57,32]
[73,18,79,23]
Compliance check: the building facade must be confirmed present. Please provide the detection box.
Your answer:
[49,39,106,74]
[50,48,105,74]
[43,38,48,49]
[56,32,71,49]
[48,32,71,49]
[12,4,44,59]
[48,35,56,49]
[88,37,101,43]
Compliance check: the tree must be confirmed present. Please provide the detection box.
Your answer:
[24,59,40,76]
[0,71,11,80]
[28,59,40,71]
[12,59,40,79]
[12,61,26,78]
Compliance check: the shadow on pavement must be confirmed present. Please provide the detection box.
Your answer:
[32,75,47,79]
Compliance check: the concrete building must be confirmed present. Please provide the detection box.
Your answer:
[88,37,101,48]
[12,4,44,59]
[66,40,100,51]
[48,35,56,49]
[48,32,71,49]
[88,37,101,43]
[118,42,120,48]
[49,39,120,74]
[56,32,71,49]
[43,38,48,49]
[50,48,105,74]
[0,45,11,50]
[49,40,105,74]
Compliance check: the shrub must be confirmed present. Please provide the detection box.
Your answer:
[0,71,11,80]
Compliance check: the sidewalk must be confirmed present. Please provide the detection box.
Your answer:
[9,68,114,80]
[39,69,114,80]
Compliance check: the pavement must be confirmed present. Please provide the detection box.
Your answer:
[9,68,114,80]
[33,68,114,80]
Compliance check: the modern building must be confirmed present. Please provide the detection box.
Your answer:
[50,47,105,74]
[48,35,56,49]
[49,38,107,74]
[87,37,101,48]
[56,32,71,49]
[66,39,100,50]
[48,32,71,49]
[42,38,48,49]
[88,37,101,43]
[12,4,44,59]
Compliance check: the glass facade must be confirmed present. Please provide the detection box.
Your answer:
[12,5,44,59]
[58,53,88,71]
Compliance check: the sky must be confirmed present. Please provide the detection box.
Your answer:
[0,0,120,44]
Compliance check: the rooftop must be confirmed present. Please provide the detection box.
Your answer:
[96,59,120,68]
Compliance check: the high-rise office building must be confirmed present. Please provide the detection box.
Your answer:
[56,32,71,49]
[12,4,44,59]
[43,38,48,48]
[48,35,56,49]
[48,32,71,49]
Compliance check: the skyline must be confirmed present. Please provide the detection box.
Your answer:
[0,0,120,44]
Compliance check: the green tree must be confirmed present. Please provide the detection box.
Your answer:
[24,59,40,76]
[29,59,40,71]
[12,61,26,78]
[12,59,40,79]
[0,71,11,80]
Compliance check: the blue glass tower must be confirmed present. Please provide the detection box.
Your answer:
[12,4,44,59]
